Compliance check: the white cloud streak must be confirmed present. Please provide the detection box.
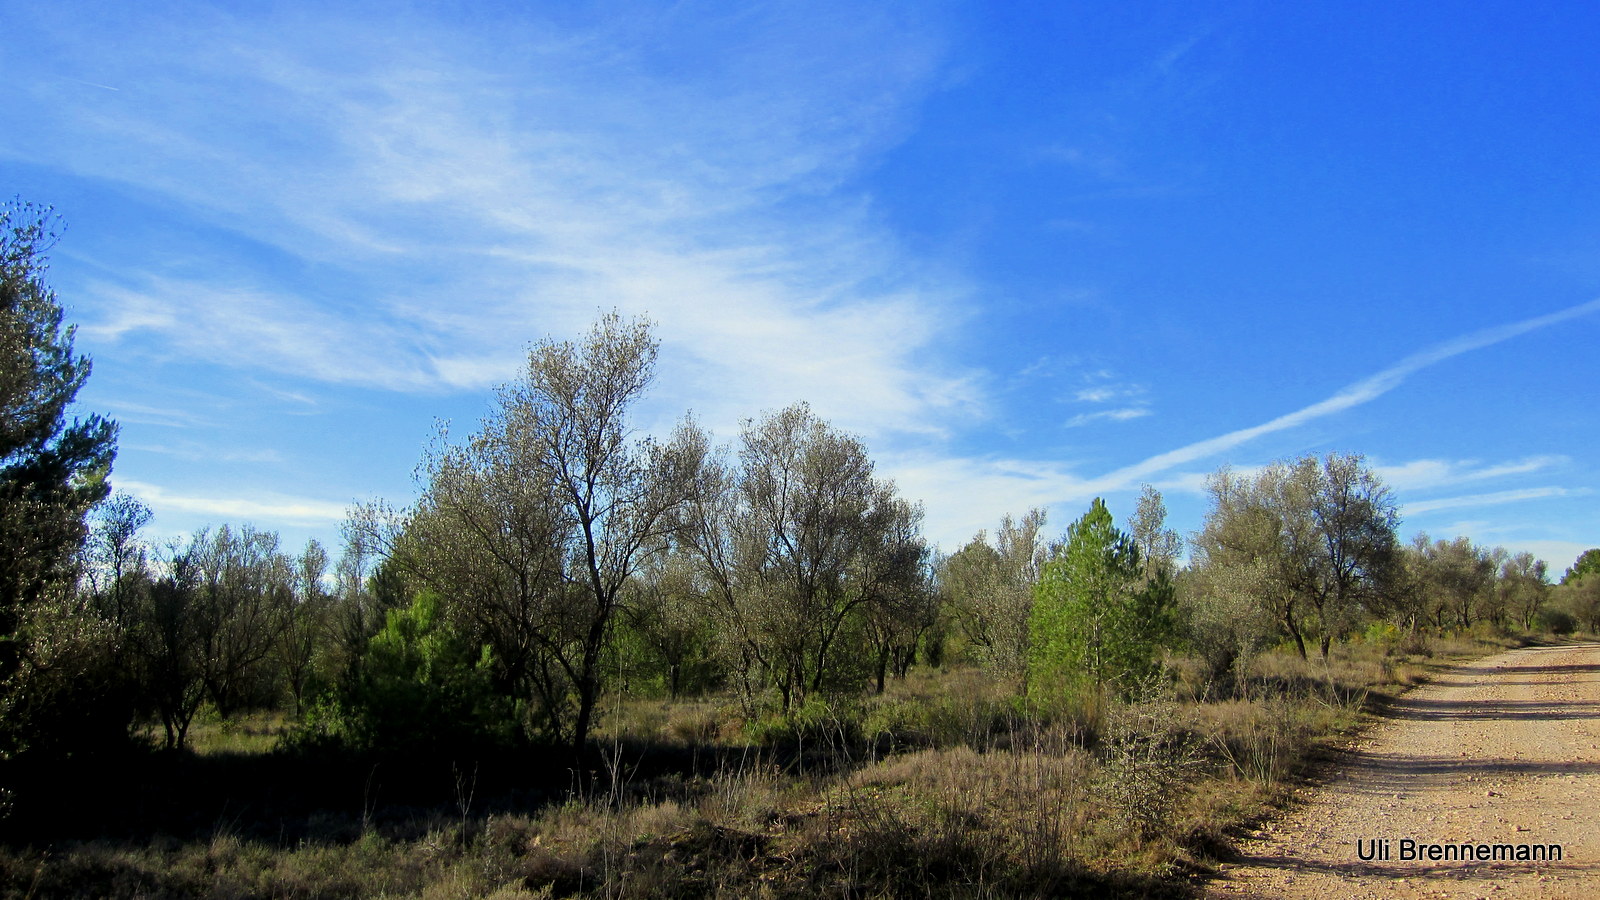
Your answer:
[1066,407,1151,427]
[1404,487,1589,515]
[1374,455,1567,493]
[888,300,1599,548]
[119,480,349,527]
[1092,297,1600,490]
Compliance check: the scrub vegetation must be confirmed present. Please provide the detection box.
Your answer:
[2,202,1594,897]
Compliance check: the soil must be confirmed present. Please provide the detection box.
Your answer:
[1206,641,1600,899]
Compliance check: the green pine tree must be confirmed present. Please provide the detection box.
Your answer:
[1029,498,1173,695]
[0,201,117,677]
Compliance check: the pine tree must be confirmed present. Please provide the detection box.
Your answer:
[1029,498,1173,694]
[0,200,117,677]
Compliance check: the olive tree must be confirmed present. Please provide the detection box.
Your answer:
[366,413,571,739]
[858,496,935,693]
[1194,465,1314,659]
[360,313,695,751]
[505,313,700,750]
[275,539,332,716]
[139,538,206,749]
[1563,549,1600,585]
[620,548,719,700]
[1303,454,1402,655]
[1405,534,1496,631]
[1128,485,1181,581]
[672,403,930,710]
[939,509,1047,682]
[1497,551,1549,630]
[1194,453,1401,659]
[1558,573,1600,633]
[190,525,294,716]
[84,492,153,629]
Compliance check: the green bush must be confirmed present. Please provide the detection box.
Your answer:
[1362,621,1401,653]
[1538,607,1577,636]
[745,696,861,750]
[301,591,517,757]
[0,594,134,762]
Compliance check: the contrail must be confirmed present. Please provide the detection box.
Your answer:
[1089,296,1600,491]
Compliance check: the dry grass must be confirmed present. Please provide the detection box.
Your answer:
[593,697,742,748]
[0,635,1522,899]
[132,709,292,756]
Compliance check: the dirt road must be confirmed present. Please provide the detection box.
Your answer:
[1207,642,1600,899]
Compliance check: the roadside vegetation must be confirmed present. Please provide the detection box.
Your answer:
[2,199,1596,897]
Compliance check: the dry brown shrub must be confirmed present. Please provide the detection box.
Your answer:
[818,735,1093,892]
[1194,698,1304,784]
[697,761,791,833]
[1096,686,1205,846]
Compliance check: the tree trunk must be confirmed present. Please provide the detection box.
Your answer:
[1284,609,1308,660]
[571,648,601,759]
[892,645,914,679]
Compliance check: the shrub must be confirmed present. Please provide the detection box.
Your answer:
[1362,621,1401,653]
[1096,681,1202,844]
[305,591,517,757]
[1538,607,1577,636]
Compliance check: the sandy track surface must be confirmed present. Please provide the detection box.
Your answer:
[1206,642,1600,899]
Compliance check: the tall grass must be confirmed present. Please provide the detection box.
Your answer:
[0,634,1511,898]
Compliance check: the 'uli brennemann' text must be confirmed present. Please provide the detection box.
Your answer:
[1358,838,1562,862]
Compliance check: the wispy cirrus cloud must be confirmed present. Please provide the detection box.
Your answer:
[1404,487,1590,516]
[888,300,1600,547]
[11,2,974,441]
[1067,407,1150,427]
[1127,454,1568,504]
[1374,455,1567,493]
[119,480,349,527]
[126,442,285,465]
[84,277,458,392]
[1074,386,1124,403]
[97,400,206,430]
[1063,368,1151,425]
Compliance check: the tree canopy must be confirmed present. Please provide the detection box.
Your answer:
[1194,453,1401,659]
[1564,549,1600,585]
[1030,498,1173,694]
[355,312,698,751]
[1,202,117,649]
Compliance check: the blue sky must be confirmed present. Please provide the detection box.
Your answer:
[3,1,1596,573]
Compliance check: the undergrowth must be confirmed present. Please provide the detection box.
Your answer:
[0,634,1519,898]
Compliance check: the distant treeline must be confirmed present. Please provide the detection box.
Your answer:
[4,197,1599,783]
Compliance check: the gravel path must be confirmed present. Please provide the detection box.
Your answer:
[1206,642,1600,899]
